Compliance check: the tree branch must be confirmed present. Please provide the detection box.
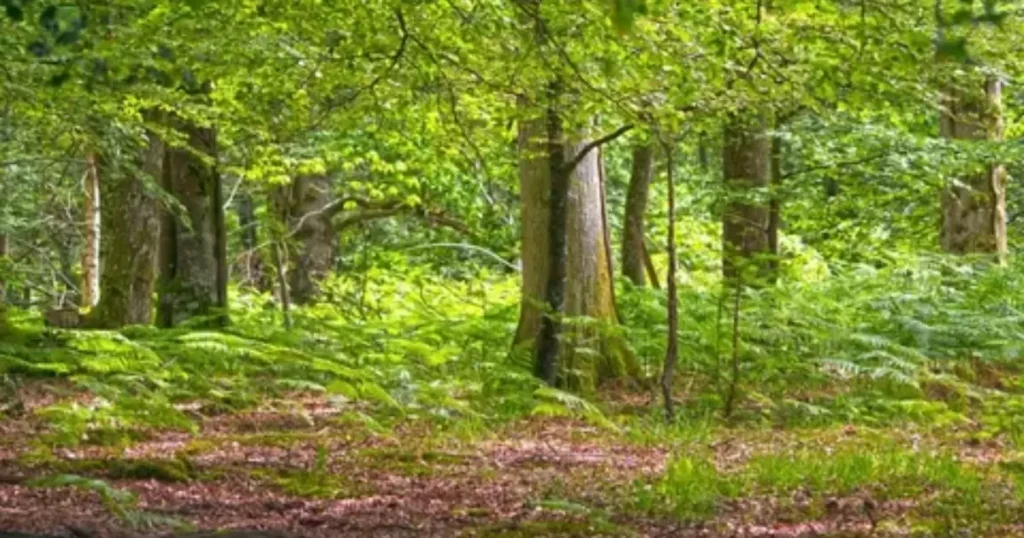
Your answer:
[777,152,888,181]
[560,124,634,174]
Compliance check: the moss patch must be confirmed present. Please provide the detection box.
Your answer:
[357,446,472,477]
[54,457,197,483]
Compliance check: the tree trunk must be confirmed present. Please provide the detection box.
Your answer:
[939,78,1006,262]
[513,105,551,348]
[285,176,337,305]
[81,153,101,309]
[88,134,164,328]
[515,107,637,388]
[273,241,292,329]
[235,190,265,290]
[722,113,771,284]
[562,137,637,389]
[55,234,76,308]
[622,143,655,287]
[534,100,568,386]
[661,143,678,420]
[642,242,660,289]
[767,135,783,282]
[157,120,226,327]
[0,233,7,328]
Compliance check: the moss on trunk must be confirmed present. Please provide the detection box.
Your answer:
[88,132,163,329]
[939,79,1006,262]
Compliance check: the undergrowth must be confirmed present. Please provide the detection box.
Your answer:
[3,256,1024,458]
[635,438,1010,531]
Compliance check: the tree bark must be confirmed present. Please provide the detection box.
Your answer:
[661,143,678,420]
[767,135,783,282]
[642,242,660,289]
[722,113,771,284]
[939,78,1006,262]
[88,134,164,328]
[516,108,638,388]
[285,176,337,305]
[561,136,638,389]
[0,233,7,328]
[81,152,101,309]
[622,143,655,287]
[534,98,568,386]
[235,190,265,290]
[273,241,292,329]
[513,103,551,348]
[156,120,226,327]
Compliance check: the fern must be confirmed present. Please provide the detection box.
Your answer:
[532,387,619,433]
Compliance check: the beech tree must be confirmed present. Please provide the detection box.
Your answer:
[721,113,772,284]
[89,130,164,329]
[939,78,1007,261]
[81,152,100,309]
[622,144,656,288]
[279,176,338,306]
[157,121,228,328]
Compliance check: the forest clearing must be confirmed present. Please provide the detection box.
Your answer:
[4,0,1024,536]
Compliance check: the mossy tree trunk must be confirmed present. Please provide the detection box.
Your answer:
[939,78,1006,262]
[0,233,7,329]
[513,105,551,347]
[514,113,637,389]
[156,120,227,327]
[562,137,638,389]
[88,133,164,328]
[622,143,655,287]
[722,112,771,285]
[284,175,337,305]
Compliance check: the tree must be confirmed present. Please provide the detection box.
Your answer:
[234,189,264,290]
[562,137,637,387]
[513,108,551,349]
[939,78,1006,261]
[88,131,164,329]
[81,152,100,309]
[622,143,656,287]
[156,120,228,327]
[515,110,637,388]
[0,232,7,329]
[280,176,337,306]
[722,113,771,284]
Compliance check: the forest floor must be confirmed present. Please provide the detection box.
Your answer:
[1,383,1021,538]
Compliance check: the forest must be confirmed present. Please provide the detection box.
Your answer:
[2,0,1024,536]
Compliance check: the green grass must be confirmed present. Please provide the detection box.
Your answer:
[636,437,998,524]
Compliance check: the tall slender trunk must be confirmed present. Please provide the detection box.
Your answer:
[722,113,771,284]
[81,153,101,308]
[767,135,783,282]
[661,143,678,420]
[235,190,263,289]
[534,97,567,386]
[157,119,227,327]
[89,131,164,328]
[642,242,660,289]
[0,233,7,328]
[622,143,655,287]
[55,234,76,307]
[939,78,1006,261]
[274,241,292,329]
[214,165,228,315]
